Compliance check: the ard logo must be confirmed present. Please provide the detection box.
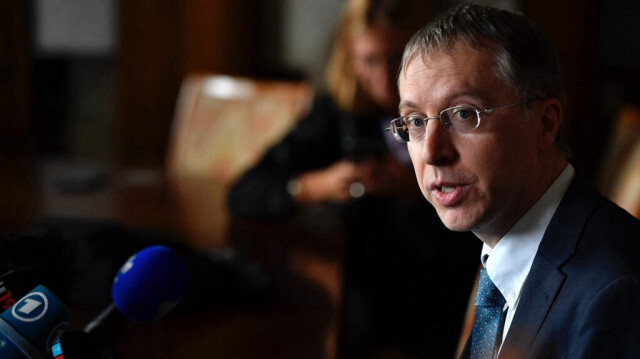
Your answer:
[12,292,49,322]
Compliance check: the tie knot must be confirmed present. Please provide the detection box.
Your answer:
[474,268,506,307]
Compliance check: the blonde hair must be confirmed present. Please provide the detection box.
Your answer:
[325,0,437,114]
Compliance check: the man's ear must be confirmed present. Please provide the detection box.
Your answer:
[537,98,563,150]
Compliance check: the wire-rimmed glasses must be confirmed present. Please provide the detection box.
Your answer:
[386,98,542,143]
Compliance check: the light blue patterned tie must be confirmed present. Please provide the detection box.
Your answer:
[470,267,506,359]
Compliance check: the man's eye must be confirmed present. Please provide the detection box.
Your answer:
[452,108,474,121]
[407,117,425,127]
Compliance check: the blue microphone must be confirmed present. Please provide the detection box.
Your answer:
[66,245,189,357]
[0,285,72,359]
[84,244,190,349]
[112,245,189,322]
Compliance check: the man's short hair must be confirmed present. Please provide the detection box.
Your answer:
[400,4,570,155]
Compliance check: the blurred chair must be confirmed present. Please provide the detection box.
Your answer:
[598,105,640,218]
[611,138,640,218]
[166,74,313,247]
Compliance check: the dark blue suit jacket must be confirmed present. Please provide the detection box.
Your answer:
[461,173,640,358]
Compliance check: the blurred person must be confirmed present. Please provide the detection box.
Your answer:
[228,0,479,358]
[390,4,640,358]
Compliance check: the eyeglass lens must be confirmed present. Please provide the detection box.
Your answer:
[392,106,480,142]
[441,107,478,133]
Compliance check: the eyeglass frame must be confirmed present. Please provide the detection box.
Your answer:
[386,97,543,143]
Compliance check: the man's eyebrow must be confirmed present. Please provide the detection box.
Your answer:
[398,100,422,113]
[399,88,491,114]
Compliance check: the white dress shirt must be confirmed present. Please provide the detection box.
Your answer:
[481,163,575,354]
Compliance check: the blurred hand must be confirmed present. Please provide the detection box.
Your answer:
[292,156,420,204]
[294,160,363,203]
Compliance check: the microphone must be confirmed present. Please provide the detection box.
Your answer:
[0,266,44,312]
[0,230,76,307]
[112,245,189,322]
[0,285,72,359]
[83,245,189,348]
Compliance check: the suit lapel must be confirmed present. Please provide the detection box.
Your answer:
[500,173,600,358]
[499,257,564,358]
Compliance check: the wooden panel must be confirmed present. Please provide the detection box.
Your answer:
[115,0,259,167]
[0,0,36,232]
[522,0,602,178]
[179,0,257,75]
[115,0,180,167]
[0,0,31,158]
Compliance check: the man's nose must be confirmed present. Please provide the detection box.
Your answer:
[419,119,456,165]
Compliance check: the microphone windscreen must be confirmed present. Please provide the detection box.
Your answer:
[0,285,72,358]
[112,245,189,322]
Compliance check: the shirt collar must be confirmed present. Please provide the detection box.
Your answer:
[482,164,575,308]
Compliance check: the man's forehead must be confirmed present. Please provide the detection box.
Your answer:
[407,42,494,71]
[400,49,492,89]
[398,50,513,112]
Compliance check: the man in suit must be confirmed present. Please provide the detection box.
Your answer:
[387,4,640,358]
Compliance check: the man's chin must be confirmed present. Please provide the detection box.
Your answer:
[443,223,474,232]
[436,211,477,233]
